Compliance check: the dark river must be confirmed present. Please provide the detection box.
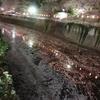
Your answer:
[0,22,100,100]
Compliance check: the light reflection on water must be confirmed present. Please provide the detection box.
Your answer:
[0,22,100,100]
[1,22,99,80]
[0,22,38,45]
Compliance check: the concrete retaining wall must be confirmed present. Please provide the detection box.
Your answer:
[0,15,100,51]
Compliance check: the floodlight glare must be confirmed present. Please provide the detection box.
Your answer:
[28,6,37,15]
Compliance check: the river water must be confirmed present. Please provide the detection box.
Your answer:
[0,22,100,100]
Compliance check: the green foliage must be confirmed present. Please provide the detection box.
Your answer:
[0,70,16,100]
[0,38,9,66]
[0,39,9,57]
[0,33,16,100]
[67,7,75,15]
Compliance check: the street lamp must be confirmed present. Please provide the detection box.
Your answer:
[62,8,65,12]
[28,6,37,15]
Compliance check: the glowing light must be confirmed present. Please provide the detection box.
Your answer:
[91,15,95,19]
[28,6,37,15]
[2,28,5,34]
[81,15,84,18]
[76,8,85,14]
[28,39,33,48]
[79,68,82,70]
[62,9,65,12]
[78,9,85,14]
[86,16,89,18]
[12,28,16,38]
[54,50,59,56]
[67,65,71,69]
[95,76,98,79]
[0,7,4,11]
[23,12,26,16]
[54,12,67,19]
[89,73,92,76]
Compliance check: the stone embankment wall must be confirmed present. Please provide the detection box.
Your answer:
[0,15,100,51]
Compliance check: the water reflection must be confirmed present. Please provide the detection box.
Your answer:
[1,28,4,34]
[0,22,100,100]
[12,27,16,39]
[0,22,100,80]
